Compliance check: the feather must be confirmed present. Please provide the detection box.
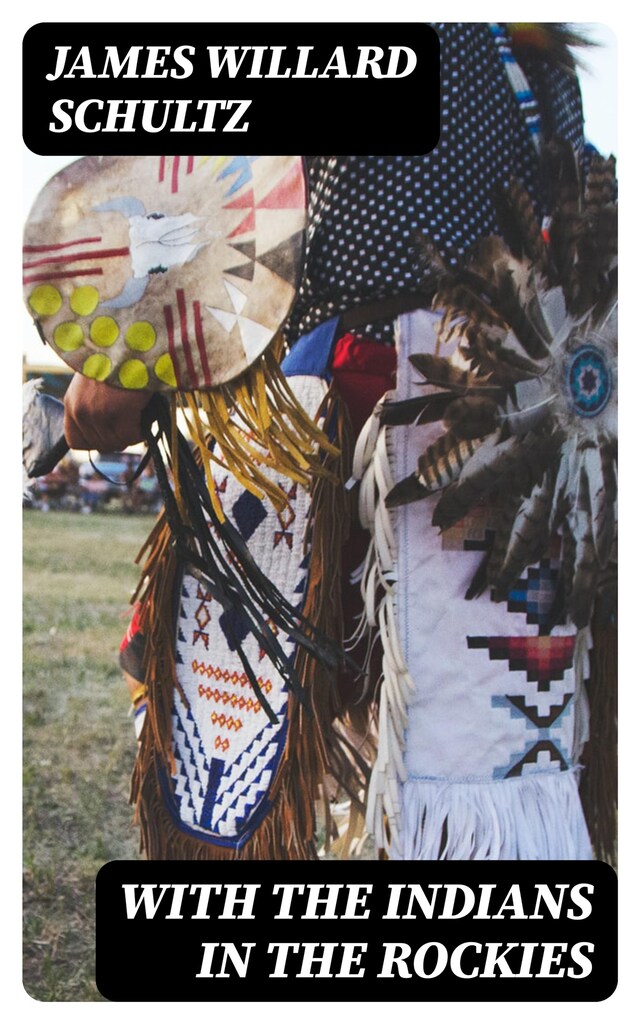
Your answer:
[583,442,616,569]
[431,278,505,343]
[377,392,454,427]
[492,267,551,360]
[544,137,582,216]
[584,154,617,213]
[559,517,576,612]
[493,179,545,264]
[443,396,499,439]
[431,431,512,529]
[383,470,432,508]
[485,491,527,590]
[465,553,489,601]
[457,242,551,360]
[503,378,557,436]
[381,141,617,631]
[380,468,432,507]
[460,326,541,384]
[492,471,555,599]
[386,432,482,508]
[567,465,600,629]
[573,208,617,315]
[411,230,449,290]
[465,492,521,599]
[550,437,579,532]
[409,353,489,392]
[508,23,595,75]
[543,139,585,304]
[433,431,560,531]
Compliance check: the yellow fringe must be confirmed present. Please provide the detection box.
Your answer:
[171,343,339,519]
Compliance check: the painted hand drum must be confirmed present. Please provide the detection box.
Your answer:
[23,155,306,391]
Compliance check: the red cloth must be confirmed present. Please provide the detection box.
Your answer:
[120,604,142,651]
[331,333,396,436]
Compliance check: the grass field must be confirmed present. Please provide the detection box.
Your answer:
[23,509,155,1001]
[23,507,374,1000]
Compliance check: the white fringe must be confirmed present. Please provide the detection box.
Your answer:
[350,408,416,856]
[400,770,593,860]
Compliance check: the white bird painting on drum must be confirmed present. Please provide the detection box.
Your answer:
[92,196,210,309]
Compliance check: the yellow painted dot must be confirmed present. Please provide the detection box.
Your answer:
[53,322,84,352]
[90,316,119,347]
[154,353,177,388]
[70,285,100,316]
[28,284,62,317]
[125,320,156,352]
[83,353,112,381]
[119,359,149,390]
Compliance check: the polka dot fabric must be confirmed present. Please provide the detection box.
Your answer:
[285,23,585,343]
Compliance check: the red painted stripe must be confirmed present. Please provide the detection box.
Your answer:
[23,247,130,270]
[23,268,104,285]
[227,209,255,238]
[177,288,198,386]
[192,300,211,388]
[187,155,194,174]
[23,237,102,253]
[164,304,183,389]
[171,155,180,194]
[159,155,166,183]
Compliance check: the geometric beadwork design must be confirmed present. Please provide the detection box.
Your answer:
[169,375,327,849]
[506,559,565,634]
[490,679,574,780]
[218,606,252,653]
[192,584,213,649]
[504,692,573,728]
[274,482,298,549]
[504,739,569,777]
[467,634,576,690]
[231,489,267,540]
[565,344,613,418]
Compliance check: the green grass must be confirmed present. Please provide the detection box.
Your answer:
[23,509,155,1001]
[23,508,375,999]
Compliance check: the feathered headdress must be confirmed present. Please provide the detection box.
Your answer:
[383,140,617,630]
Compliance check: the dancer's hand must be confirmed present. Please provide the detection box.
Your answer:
[64,374,151,451]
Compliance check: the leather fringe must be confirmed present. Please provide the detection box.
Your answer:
[130,385,369,859]
[580,612,618,865]
[177,344,338,520]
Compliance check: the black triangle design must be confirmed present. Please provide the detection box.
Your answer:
[229,240,256,261]
[224,262,255,282]
[256,231,304,287]
[225,239,256,281]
